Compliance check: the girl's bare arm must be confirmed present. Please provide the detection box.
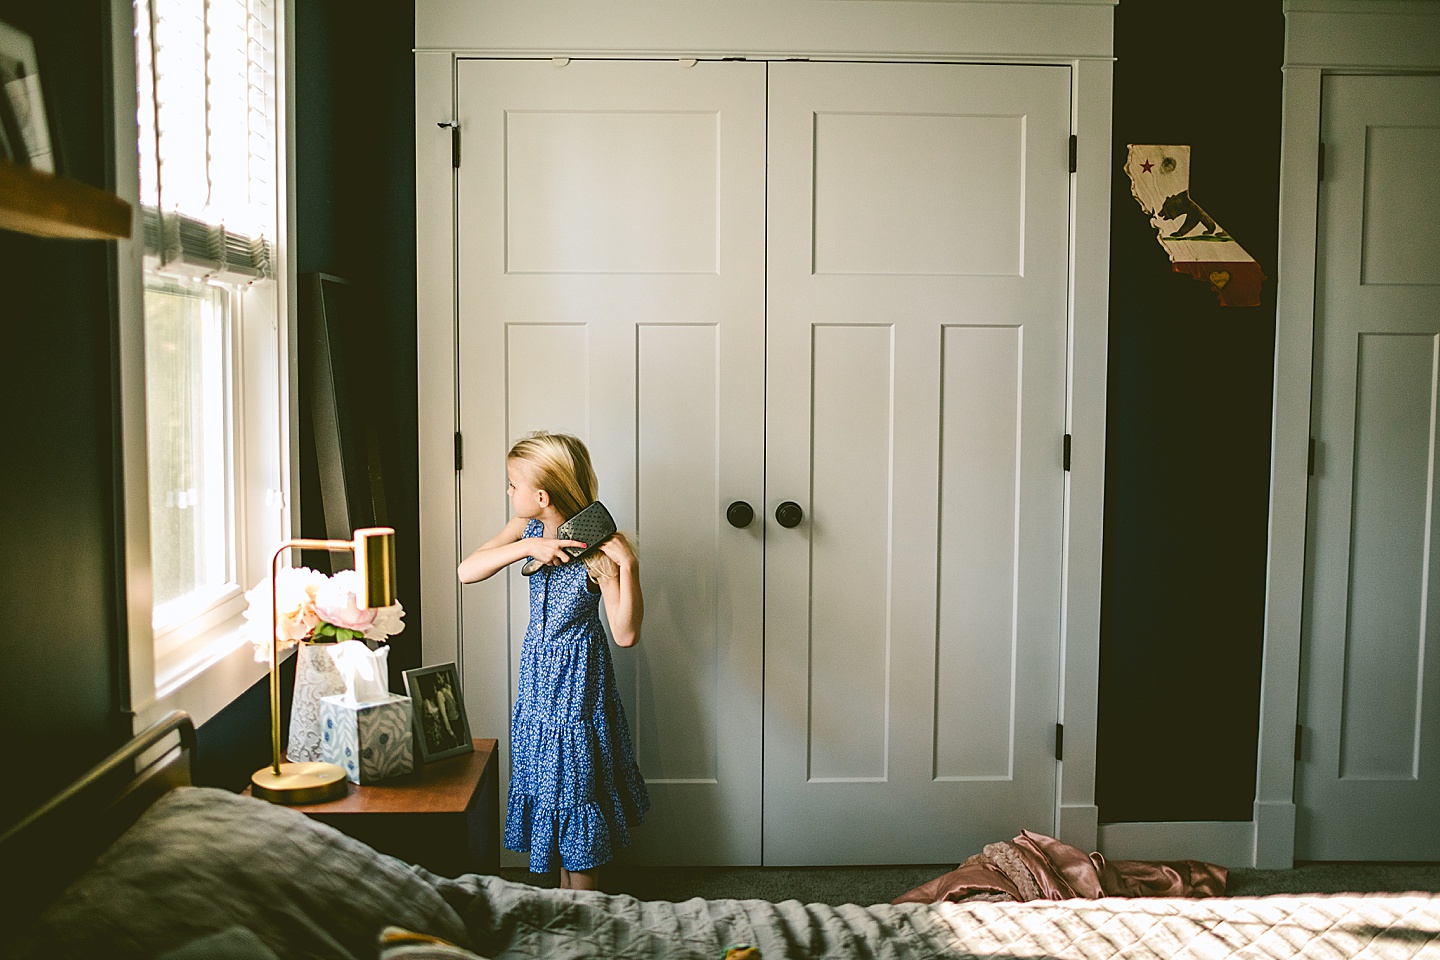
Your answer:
[457,516,585,583]
[596,535,643,647]
[457,516,529,583]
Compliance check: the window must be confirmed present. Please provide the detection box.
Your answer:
[114,0,293,725]
[143,278,234,631]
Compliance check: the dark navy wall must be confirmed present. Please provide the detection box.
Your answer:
[196,0,420,795]
[293,0,421,684]
[0,0,128,834]
[0,0,419,821]
[0,0,1283,834]
[190,0,420,794]
[1095,0,1285,822]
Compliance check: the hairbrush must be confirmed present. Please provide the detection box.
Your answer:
[520,500,617,576]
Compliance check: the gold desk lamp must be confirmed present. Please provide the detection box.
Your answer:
[250,526,397,804]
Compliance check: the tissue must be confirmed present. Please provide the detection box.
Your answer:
[327,640,391,705]
[320,640,414,783]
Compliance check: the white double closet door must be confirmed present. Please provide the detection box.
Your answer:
[455,58,1072,865]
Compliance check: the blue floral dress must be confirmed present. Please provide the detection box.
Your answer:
[504,519,650,873]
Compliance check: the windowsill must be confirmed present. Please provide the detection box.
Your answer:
[152,589,247,668]
[134,615,293,732]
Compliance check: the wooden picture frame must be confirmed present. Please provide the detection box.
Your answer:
[403,663,473,762]
[0,18,55,172]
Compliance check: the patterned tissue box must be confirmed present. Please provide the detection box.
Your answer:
[320,693,414,784]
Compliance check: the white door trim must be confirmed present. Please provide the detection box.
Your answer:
[1099,821,1257,870]
[1257,0,1440,869]
[415,50,462,677]
[1059,54,1114,856]
[414,0,1115,858]
[414,0,1115,63]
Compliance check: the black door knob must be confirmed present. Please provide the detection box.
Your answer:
[726,501,754,528]
[775,501,804,528]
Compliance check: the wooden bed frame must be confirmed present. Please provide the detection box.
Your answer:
[0,711,195,929]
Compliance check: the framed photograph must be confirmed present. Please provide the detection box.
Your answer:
[403,663,473,762]
[0,18,55,172]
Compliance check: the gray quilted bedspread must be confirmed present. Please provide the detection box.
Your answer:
[442,879,1440,959]
[10,788,1440,959]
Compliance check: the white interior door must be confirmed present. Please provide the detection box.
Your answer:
[455,59,767,865]
[1299,74,1440,860]
[763,62,1072,864]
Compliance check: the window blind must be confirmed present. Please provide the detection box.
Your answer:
[136,0,276,280]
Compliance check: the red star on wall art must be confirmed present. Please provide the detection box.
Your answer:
[1124,144,1266,306]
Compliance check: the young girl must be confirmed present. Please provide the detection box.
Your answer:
[457,432,649,890]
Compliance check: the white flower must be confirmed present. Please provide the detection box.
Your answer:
[244,566,328,663]
[244,566,405,662]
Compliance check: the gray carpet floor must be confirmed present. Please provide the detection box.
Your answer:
[1226,862,1440,898]
[501,861,1440,906]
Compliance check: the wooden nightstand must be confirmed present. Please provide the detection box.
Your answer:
[246,738,499,877]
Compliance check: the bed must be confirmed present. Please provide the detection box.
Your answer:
[4,713,1439,960]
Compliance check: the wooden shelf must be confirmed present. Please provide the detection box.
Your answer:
[0,161,132,240]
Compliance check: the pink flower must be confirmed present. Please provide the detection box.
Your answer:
[363,601,405,643]
[245,567,406,661]
[314,570,379,632]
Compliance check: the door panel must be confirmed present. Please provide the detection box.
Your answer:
[1300,74,1440,859]
[937,323,1023,780]
[455,59,767,865]
[812,112,1026,277]
[764,61,1071,864]
[503,110,720,274]
[635,324,724,781]
[809,323,894,781]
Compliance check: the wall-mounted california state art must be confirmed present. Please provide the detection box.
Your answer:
[1125,144,1265,306]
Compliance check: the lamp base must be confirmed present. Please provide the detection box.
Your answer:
[250,761,349,805]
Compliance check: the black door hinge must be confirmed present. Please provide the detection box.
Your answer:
[1063,433,1072,472]
[1307,437,1316,476]
[1295,724,1303,763]
[1069,135,1077,174]
[1055,723,1064,762]
[454,431,464,471]
[438,121,461,168]
[1317,142,1325,183]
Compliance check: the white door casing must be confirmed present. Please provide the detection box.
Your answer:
[1297,74,1440,861]
[417,1,1115,868]
[454,58,768,865]
[763,61,1073,864]
[1256,0,1440,870]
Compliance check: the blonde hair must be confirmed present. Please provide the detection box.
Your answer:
[507,432,631,579]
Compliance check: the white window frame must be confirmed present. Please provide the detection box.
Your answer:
[110,0,300,732]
